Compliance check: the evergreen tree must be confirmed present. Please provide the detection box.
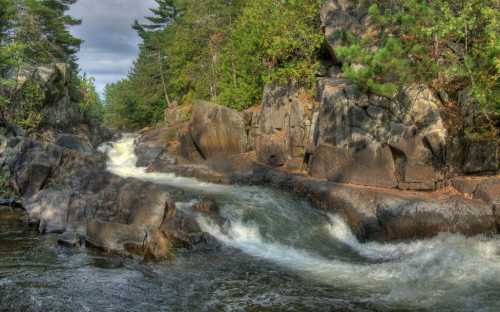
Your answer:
[336,0,499,113]
[131,0,181,109]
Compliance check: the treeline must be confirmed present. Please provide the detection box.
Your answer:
[104,0,499,130]
[0,0,102,131]
[103,0,323,129]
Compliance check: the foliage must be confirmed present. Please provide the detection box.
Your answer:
[78,73,103,121]
[103,0,323,126]
[0,0,90,132]
[217,0,323,110]
[336,0,499,113]
[103,79,153,129]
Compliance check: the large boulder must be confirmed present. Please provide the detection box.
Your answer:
[309,75,447,190]
[474,177,500,205]
[86,220,150,253]
[261,170,497,241]
[24,188,71,233]
[189,101,248,159]
[8,139,62,198]
[309,143,398,188]
[178,128,204,162]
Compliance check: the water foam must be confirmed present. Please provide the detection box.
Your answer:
[198,213,500,309]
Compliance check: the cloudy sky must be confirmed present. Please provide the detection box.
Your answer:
[69,0,156,95]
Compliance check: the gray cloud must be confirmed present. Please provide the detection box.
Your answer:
[70,0,156,94]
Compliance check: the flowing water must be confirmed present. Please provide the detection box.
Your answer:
[1,134,500,311]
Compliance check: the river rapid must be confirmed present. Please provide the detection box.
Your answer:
[1,134,500,312]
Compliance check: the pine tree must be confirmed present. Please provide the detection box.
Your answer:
[18,0,82,61]
[132,0,180,108]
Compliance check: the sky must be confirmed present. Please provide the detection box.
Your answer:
[69,0,156,95]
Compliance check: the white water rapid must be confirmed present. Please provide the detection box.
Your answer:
[102,134,500,311]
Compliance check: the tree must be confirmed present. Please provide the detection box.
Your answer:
[336,0,499,113]
[132,0,180,108]
[79,73,103,122]
[1,0,86,130]
[217,0,323,110]
[15,0,82,62]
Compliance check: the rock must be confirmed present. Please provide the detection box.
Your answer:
[310,143,398,188]
[321,0,369,63]
[9,139,62,198]
[135,144,165,167]
[160,201,225,250]
[86,220,148,253]
[452,177,483,195]
[134,128,176,167]
[57,232,84,248]
[464,139,498,174]
[56,134,94,156]
[192,198,218,214]
[256,83,315,166]
[178,128,204,162]
[25,189,71,233]
[311,76,446,190]
[144,230,172,260]
[474,177,500,205]
[147,150,178,172]
[189,101,247,159]
[375,195,496,241]
[256,134,287,167]
[117,180,174,229]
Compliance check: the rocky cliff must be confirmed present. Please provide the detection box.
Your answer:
[133,0,499,242]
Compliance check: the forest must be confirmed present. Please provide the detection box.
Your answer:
[103,0,499,131]
[0,0,498,133]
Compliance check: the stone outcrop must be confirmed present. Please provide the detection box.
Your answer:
[140,152,499,241]
[5,63,83,130]
[253,83,316,168]
[188,101,248,159]
[309,77,447,190]
[56,133,95,157]
[0,126,215,259]
[8,138,63,198]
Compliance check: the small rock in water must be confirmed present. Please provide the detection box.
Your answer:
[57,232,84,248]
[192,198,218,214]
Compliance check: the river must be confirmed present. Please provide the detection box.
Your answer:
[1,134,500,311]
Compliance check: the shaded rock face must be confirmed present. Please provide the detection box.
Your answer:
[309,76,447,190]
[178,127,204,162]
[464,139,498,174]
[8,139,62,198]
[253,83,316,168]
[7,63,83,130]
[188,101,248,159]
[56,134,94,157]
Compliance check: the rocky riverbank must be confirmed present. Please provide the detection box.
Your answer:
[0,125,222,260]
[133,123,499,242]
[124,1,499,242]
